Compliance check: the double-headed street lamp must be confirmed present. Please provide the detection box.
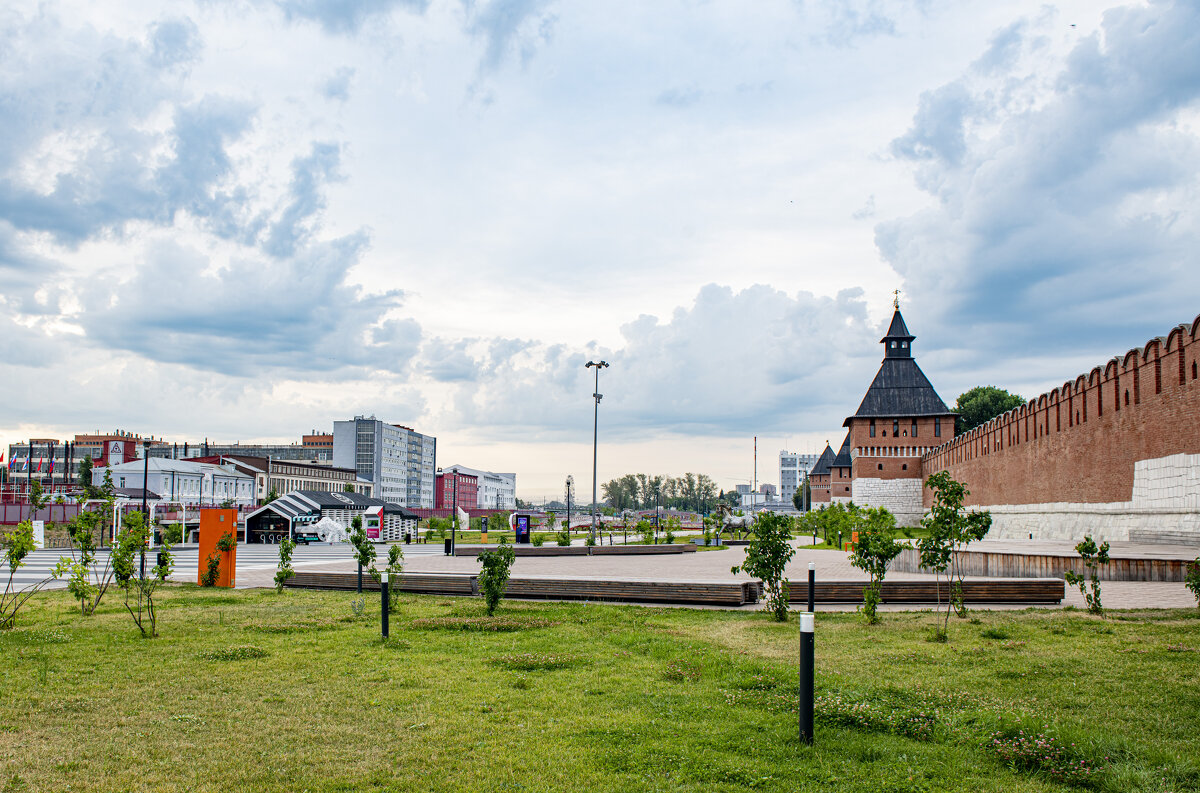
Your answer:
[585,360,609,544]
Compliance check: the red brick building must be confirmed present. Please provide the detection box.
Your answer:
[436,471,479,511]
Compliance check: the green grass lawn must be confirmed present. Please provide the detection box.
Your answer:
[1,587,1197,792]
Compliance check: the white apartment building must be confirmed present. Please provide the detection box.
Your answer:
[443,464,516,510]
[332,416,437,508]
[779,450,820,505]
[94,459,256,508]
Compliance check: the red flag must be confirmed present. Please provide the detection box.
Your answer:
[37,457,44,473]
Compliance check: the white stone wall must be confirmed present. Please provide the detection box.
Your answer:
[980,452,1200,542]
[851,477,924,526]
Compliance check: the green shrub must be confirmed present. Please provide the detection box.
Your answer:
[1064,536,1110,615]
[1184,558,1199,608]
[477,544,516,616]
[531,533,545,547]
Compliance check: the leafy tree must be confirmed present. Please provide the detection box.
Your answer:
[264,487,279,505]
[848,507,902,623]
[112,511,173,637]
[919,471,992,639]
[731,512,796,621]
[347,515,376,572]
[343,483,354,492]
[1,520,54,630]
[53,475,119,616]
[477,544,516,615]
[369,544,404,612]
[954,386,1025,434]
[1065,537,1110,615]
[77,455,98,498]
[274,536,296,593]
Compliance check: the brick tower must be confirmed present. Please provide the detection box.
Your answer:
[844,306,956,524]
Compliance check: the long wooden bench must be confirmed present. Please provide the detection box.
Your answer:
[286,572,1061,606]
[287,571,475,595]
[285,571,751,605]
[451,544,697,557]
[592,543,697,555]
[781,578,1064,604]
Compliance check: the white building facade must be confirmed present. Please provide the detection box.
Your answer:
[94,459,255,508]
[332,416,437,508]
[443,464,516,510]
[779,451,820,505]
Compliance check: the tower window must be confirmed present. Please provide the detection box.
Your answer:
[911,420,918,437]
[869,420,876,438]
[1125,390,1129,406]
[877,463,883,470]
[890,341,896,348]
[892,420,899,436]
[934,417,941,437]
[901,341,907,348]
[902,464,908,471]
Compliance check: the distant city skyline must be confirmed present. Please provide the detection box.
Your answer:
[3,0,1198,500]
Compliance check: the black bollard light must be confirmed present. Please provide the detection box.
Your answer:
[381,571,390,639]
[799,611,814,745]
[357,561,363,594]
[807,562,815,613]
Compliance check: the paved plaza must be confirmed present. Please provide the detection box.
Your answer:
[13,538,1195,610]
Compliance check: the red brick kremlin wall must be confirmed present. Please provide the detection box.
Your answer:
[920,314,1200,508]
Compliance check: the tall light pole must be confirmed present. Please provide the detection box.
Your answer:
[140,438,150,580]
[585,360,609,543]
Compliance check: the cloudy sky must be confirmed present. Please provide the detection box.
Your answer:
[3,0,1198,500]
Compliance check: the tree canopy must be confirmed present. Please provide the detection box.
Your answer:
[601,472,719,512]
[953,386,1025,434]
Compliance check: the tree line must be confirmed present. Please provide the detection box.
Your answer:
[600,472,720,512]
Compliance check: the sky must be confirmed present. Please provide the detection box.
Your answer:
[2,0,1199,501]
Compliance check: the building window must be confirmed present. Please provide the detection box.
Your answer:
[1125,390,1129,406]
[890,341,896,348]
[902,464,907,471]
[934,417,941,437]
[869,420,876,438]
[911,420,918,437]
[892,420,899,436]
[877,463,883,470]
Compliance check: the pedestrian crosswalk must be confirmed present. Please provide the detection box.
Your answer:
[3,541,444,592]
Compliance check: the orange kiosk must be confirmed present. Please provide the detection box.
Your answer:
[198,508,238,587]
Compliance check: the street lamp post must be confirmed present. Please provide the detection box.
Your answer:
[140,439,150,580]
[585,360,609,544]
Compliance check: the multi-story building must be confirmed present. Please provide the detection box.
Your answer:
[94,458,256,508]
[778,451,820,506]
[436,470,479,511]
[332,416,437,508]
[440,464,515,510]
[186,455,372,502]
[6,430,170,494]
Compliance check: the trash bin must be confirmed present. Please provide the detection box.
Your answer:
[444,538,453,556]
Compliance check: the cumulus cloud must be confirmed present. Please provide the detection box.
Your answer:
[320,67,355,101]
[878,0,1200,361]
[464,0,558,75]
[77,235,421,377]
[271,0,429,34]
[426,285,882,440]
